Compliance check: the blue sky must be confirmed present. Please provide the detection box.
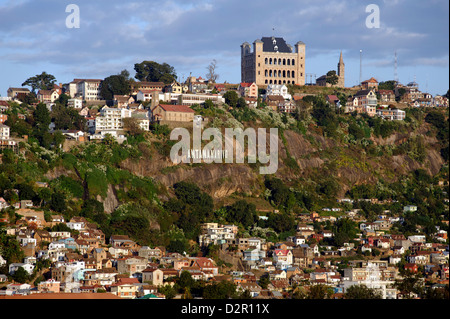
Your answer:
[0,0,448,97]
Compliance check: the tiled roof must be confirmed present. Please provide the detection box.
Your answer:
[158,104,195,113]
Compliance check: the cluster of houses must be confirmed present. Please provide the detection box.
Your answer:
[339,78,448,119]
[193,204,448,299]
[0,194,448,299]
[1,72,449,147]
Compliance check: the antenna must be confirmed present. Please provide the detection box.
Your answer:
[394,51,398,83]
[359,50,363,86]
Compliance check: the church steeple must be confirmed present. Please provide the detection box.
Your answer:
[337,51,345,87]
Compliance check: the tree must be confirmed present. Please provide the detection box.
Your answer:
[52,104,85,131]
[12,267,30,283]
[22,72,57,93]
[226,200,256,228]
[236,97,247,108]
[33,103,51,130]
[378,80,397,91]
[203,280,237,299]
[344,284,383,299]
[159,284,177,299]
[100,71,132,101]
[134,61,177,84]
[179,271,195,291]
[123,117,144,136]
[206,59,219,83]
[223,91,239,108]
[394,270,424,299]
[168,239,188,254]
[325,70,339,86]
[50,192,66,213]
[306,284,334,299]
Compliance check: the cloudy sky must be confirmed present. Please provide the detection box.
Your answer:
[0,0,448,96]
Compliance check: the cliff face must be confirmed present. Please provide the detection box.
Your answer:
[118,121,445,200]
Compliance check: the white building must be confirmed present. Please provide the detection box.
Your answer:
[265,84,292,100]
[198,223,237,247]
[177,93,225,106]
[9,263,35,275]
[68,98,83,109]
[66,79,103,101]
[376,108,406,121]
[94,107,132,132]
[0,124,10,140]
[66,221,85,231]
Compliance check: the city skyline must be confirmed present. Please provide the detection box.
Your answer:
[0,0,448,96]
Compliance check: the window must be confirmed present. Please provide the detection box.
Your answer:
[292,71,295,78]
[292,59,295,66]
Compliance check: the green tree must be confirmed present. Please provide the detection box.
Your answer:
[203,280,237,299]
[50,192,66,213]
[226,200,256,228]
[236,97,247,108]
[223,91,239,108]
[344,284,383,299]
[326,70,339,86]
[168,239,188,254]
[378,80,397,91]
[33,103,51,130]
[134,61,177,84]
[22,72,57,93]
[12,267,30,283]
[100,71,132,101]
[307,284,334,299]
[394,270,424,299]
[179,271,195,291]
[159,284,177,299]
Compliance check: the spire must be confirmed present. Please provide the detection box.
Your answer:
[339,51,344,65]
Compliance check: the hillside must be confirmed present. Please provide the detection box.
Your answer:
[1,95,449,253]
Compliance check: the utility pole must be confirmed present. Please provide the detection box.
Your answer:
[394,51,398,83]
[359,49,363,86]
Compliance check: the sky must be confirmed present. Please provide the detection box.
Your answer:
[0,0,448,97]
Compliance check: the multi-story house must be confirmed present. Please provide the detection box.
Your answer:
[376,108,406,120]
[164,81,188,95]
[37,89,60,103]
[273,249,293,269]
[198,223,237,247]
[110,277,140,299]
[7,87,30,99]
[238,82,258,98]
[96,106,131,130]
[77,79,103,101]
[116,256,148,276]
[377,90,396,103]
[265,84,291,100]
[354,89,377,116]
[361,77,379,91]
[0,124,10,140]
